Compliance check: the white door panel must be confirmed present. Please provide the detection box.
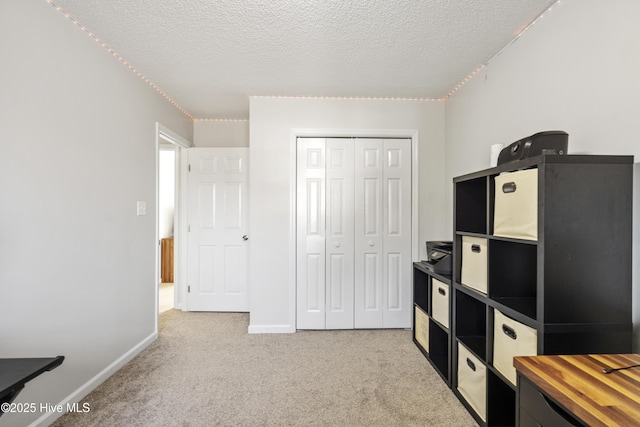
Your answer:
[381,139,412,327]
[187,148,249,312]
[297,139,326,329]
[325,139,354,329]
[355,139,384,328]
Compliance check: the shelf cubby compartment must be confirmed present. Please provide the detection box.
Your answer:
[455,289,487,361]
[455,176,487,234]
[413,267,429,313]
[429,319,450,382]
[488,238,537,321]
[486,369,515,426]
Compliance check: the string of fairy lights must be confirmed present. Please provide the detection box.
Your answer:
[45,0,561,121]
[45,0,195,121]
[443,0,561,99]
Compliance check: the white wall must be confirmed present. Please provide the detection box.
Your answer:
[0,1,192,425]
[444,0,640,349]
[193,120,249,147]
[249,97,445,332]
[159,148,176,239]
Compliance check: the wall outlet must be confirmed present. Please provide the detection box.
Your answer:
[137,201,147,216]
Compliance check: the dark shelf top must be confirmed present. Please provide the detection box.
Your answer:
[413,262,452,283]
[453,154,634,183]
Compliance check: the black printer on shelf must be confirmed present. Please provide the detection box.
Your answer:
[423,241,452,276]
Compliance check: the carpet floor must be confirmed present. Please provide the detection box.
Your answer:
[52,310,477,426]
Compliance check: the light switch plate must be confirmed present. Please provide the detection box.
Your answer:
[137,201,147,216]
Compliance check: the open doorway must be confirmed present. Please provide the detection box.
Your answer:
[155,123,192,329]
[158,146,176,313]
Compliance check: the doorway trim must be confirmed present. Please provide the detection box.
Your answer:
[155,122,192,332]
[289,128,420,331]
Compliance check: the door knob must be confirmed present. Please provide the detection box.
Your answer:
[369,241,375,247]
[335,242,341,248]
[242,235,249,241]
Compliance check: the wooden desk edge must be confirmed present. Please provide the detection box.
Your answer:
[513,357,586,424]
[515,355,640,427]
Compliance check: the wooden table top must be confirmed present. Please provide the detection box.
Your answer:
[514,354,640,427]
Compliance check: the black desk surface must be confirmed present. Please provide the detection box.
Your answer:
[0,357,64,403]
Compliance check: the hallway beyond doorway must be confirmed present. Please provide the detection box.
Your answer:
[159,282,174,313]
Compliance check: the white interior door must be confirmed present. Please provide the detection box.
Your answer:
[187,148,249,312]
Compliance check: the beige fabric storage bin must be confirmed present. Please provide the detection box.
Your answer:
[431,279,449,329]
[493,309,538,385]
[461,236,488,294]
[457,342,486,422]
[414,306,429,352]
[493,168,538,241]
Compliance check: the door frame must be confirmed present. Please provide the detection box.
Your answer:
[155,122,192,332]
[290,128,420,330]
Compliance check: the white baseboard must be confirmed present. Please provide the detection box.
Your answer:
[30,332,158,427]
[247,324,295,334]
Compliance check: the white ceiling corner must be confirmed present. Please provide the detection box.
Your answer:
[49,0,559,120]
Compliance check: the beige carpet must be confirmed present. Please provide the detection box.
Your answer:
[52,310,477,426]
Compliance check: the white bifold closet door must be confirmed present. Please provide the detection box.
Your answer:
[297,137,411,330]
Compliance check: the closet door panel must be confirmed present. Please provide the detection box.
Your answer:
[325,139,355,329]
[382,139,412,328]
[355,139,384,328]
[296,138,326,329]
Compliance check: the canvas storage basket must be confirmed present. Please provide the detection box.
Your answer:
[493,309,538,385]
[431,279,449,329]
[493,168,538,241]
[457,342,487,422]
[414,306,429,352]
[461,236,488,294]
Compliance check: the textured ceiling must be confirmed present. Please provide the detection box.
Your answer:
[49,0,558,120]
